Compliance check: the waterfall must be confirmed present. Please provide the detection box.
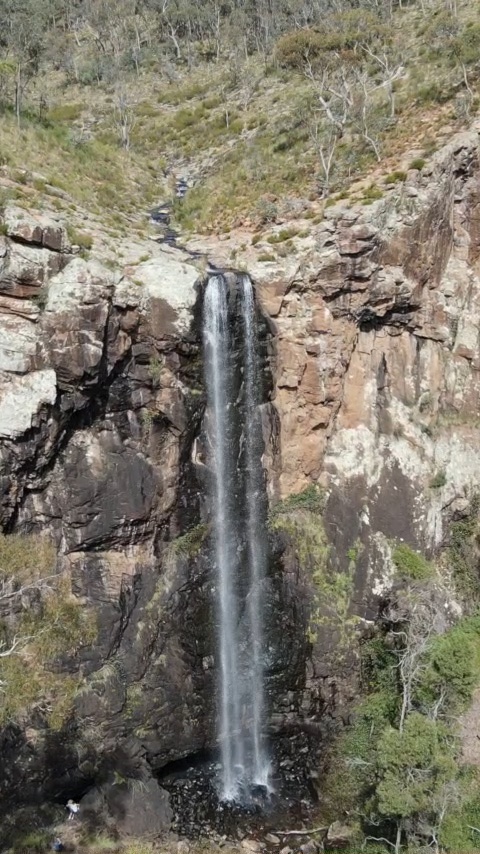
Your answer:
[241,274,269,788]
[203,273,269,802]
[203,275,244,801]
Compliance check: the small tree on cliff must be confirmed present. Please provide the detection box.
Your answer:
[0,0,51,123]
[0,532,96,728]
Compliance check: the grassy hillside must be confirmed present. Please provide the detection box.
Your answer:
[0,0,479,238]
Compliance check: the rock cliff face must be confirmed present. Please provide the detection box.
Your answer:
[2,128,480,828]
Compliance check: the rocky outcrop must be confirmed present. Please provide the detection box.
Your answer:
[0,211,210,825]
[182,127,480,737]
[3,126,480,835]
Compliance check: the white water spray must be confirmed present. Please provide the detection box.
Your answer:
[203,273,270,802]
[203,275,244,800]
[241,274,269,788]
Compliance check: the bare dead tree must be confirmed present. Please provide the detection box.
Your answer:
[304,60,354,137]
[114,86,136,149]
[386,582,450,731]
[309,114,339,196]
[362,44,405,118]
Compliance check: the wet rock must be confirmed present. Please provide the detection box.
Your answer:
[300,840,318,854]
[265,834,280,844]
[280,846,293,854]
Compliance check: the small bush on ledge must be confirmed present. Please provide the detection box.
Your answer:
[270,484,325,517]
[392,542,433,581]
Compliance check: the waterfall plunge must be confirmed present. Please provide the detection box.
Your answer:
[203,273,270,802]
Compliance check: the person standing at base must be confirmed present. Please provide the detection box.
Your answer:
[66,799,80,820]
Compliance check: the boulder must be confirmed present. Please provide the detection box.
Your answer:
[0,370,57,439]
[242,840,265,852]
[80,776,172,836]
[3,205,70,252]
[326,822,356,848]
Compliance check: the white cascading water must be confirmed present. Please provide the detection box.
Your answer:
[203,275,244,801]
[203,273,270,802]
[241,274,270,788]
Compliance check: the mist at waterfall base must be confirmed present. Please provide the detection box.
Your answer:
[203,273,270,803]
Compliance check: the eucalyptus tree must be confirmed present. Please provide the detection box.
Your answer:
[0,0,52,121]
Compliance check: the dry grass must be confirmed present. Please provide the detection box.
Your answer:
[0,0,478,236]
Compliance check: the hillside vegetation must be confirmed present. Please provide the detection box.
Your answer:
[0,0,479,236]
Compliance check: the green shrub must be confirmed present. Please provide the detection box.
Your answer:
[416,615,480,713]
[362,184,383,201]
[12,830,50,853]
[257,252,276,262]
[271,484,325,516]
[376,713,456,824]
[47,103,83,123]
[0,533,96,728]
[169,523,208,557]
[66,225,93,250]
[148,355,162,385]
[439,769,480,853]
[416,81,452,104]
[430,469,447,488]
[449,496,480,597]
[266,227,299,244]
[384,170,407,184]
[409,157,426,170]
[392,542,433,581]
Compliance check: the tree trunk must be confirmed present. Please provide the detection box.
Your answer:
[395,821,402,854]
[15,63,21,127]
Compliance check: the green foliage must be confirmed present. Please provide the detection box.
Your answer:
[439,768,480,853]
[276,12,387,70]
[47,103,84,123]
[66,224,93,249]
[384,170,407,184]
[449,495,480,598]
[376,713,456,820]
[430,469,447,489]
[169,523,209,558]
[409,157,426,170]
[416,615,480,714]
[270,484,325,516]
[0,534,96,729]
[361,636,398,698]
[12,830,51,853]
[323,688,396,820]
[271,491,359,649]
[275,29,334,69]
[0,532,54,584]
[322,525,480,852]
[362,184,383,202]
[392,542,433,581]
[266,227,299,243]
[148,355,162,385]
